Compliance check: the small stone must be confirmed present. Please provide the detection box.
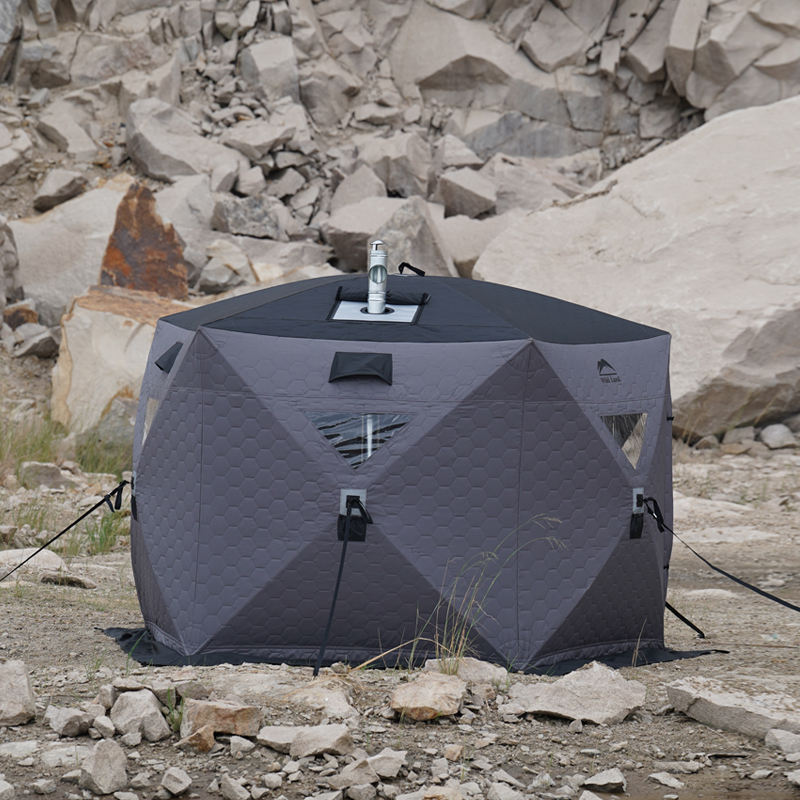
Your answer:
[367,748,406,778]
[486,783,523,800]
[32,778,57,794]
[348,785,377,800]
[750,768,773,779]
[787,769,800,786]
[722,426,755,445]
[120,732,142,747]
[694,434,719,450]
[93,716,116,738]
[443,744,462,761]
[161,766,192,796]
[230,735,256,758]
[44,705,93,737]
[0,780,15,800]
[759,424,796,449]
[648,772,684,789]
[111,690,170,742]
[568,720,583,733]
[0,660,36,725]
[767,729,800,755]
[262,773,282,789]
[328,758,379,790]
[390,673,467,721]
[584,768,626,792]
[219,773,249,800]
[34,169,88,212]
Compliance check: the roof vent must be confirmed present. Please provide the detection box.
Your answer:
[367,239,388,315]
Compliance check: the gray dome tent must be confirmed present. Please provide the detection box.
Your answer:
[128,270,674,670]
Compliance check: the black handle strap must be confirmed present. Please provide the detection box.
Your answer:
[398,262,425,277]
[314,495,373,676]
[0,480,128,584]
[644,496,800,615]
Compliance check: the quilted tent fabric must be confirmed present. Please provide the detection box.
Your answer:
[130,275,673,670]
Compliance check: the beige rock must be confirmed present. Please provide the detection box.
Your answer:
[110,689,171,742]
[127,98,247,185]
[474,95,800,438]
[33,169,88,213]
[503,662,646,724]
[18,461,79,489]
[666,0,710,94]
[44,705,94,737]
[79,740,128,795]
[521,3,591,72]
[331,165,386,213]
[423,657,508,685]
[328,758,379,790]
[625,0,678,82]
[0,660,36,726]
[290,723,354,758]
[759,423,796,449]
[439,211,525,277]
[667,676,800,737]
[427,0,489,20]
[0,548,66,578]
[221,119,295,161]
[179,699,262,740]
[10,173,134,326]
[437,169,496,218]
[390,1,558,108]
[367,748,407,778]
[51,286,189,434]
[765,728,800,754]
[238,36,300,102]
[287,682,358,719]
[390,672,467,721]
[299,54,362,128]
[584,768,626,792]
[357,132,431,198]
[375,197,458,277]
[434,135,484,171]
[37,99,97,161]
[161,766,192,796]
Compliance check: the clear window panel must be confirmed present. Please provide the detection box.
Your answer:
[142,397,161,447]
[307,412,412,468]
[601,412,648,468]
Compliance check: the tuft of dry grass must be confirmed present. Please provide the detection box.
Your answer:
[0,414,64,478]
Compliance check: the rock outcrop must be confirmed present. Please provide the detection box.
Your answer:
[474,95,800,439]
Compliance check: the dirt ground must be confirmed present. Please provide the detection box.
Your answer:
[1,349,800,800]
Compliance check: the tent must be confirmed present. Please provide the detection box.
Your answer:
[129,272,674,670]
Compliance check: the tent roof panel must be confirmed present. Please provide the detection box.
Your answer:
[160,275,667,345]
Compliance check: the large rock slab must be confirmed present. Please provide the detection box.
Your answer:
[667,676,800,738]
[474,95,800,439]
[0,660,36,726]
[179,699,262,740]
[100,182,189,299]
[127,98,247,185]
[502,662,646,724]
[390,672,467,721]
[51,286,189,433]
[10,173,134,326]
[238,36,299,102]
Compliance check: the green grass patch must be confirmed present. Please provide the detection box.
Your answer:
[75,435,131,479]
[0,415,65,478]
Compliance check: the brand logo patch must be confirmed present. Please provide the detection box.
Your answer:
[597,359,621,384]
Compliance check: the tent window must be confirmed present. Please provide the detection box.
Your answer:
[142,397,161,447]
[601,412,648,468]
[307,412,412,468]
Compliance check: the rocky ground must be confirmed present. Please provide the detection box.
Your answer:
[2,345,800,800]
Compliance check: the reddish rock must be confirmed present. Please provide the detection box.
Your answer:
[100,182,189,299]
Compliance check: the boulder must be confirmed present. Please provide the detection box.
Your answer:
[211,194,291,240]
[79,740,128,795]
[437,168,496,218]
[0,214,20,312]
[236,166,267,196]
[624,0,677,83]
[51,286,189,434]
[299,54,362,128]
[0,127,32,183]
[197,239,253,294]
[238,36,299,102]
[390,0,563,110]
[438,211,524,277]
[356,132,432,198]
[322,197,406,271]
[15,31,77,90]
[328,758,379,790]
[37,99,98,162]
[109,689,171,742]
[100,182,189,299]
[521,3,591,72]
[766,728,800,755]
[127,98,247,185]
[117,54,182,116]
[666,0,710,95]
[179,699,262,740]
[33,169,88,212]
[256,723,354,757]
[221,119,295,161]
[0,660,36,726]
[434,135,484,171]
[0,548,66,578]
[759,423,796,449]
[43,705,94,737]
[502,662,646,724]
[69,31,168,86]
[10,173,134,326]
[18,461,78,489]
[667,676,800,737]
[331,165,386,213]
[390,672,467,721]
[474,95,800,439]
